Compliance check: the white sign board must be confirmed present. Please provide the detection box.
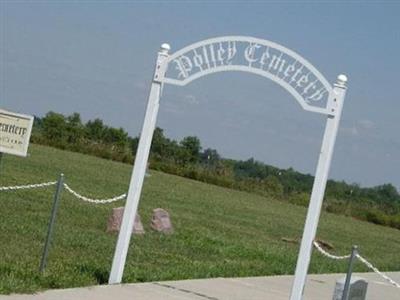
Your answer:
[0,109,34,157]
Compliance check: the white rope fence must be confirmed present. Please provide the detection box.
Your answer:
[0,181,57,191]
[355,253,400,288]
[63,183,126,204]
[313,241,351,260]
[313,241,400,289]
[0,180,126,204]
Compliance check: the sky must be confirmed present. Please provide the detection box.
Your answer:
[1,1,400,190]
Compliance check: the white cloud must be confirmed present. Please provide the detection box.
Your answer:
[340,126,359,136]
[340,119,376,137]
[133,80,147,91]
[183,94,199,105]
[357,119,375,129]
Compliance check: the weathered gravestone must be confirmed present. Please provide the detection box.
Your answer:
[151,208,173,234]
[107,207,144,234]
[333,276,368,300]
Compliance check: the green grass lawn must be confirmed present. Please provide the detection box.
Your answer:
[0,144,399,294]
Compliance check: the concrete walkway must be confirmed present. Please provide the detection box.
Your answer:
[1,272,399,300]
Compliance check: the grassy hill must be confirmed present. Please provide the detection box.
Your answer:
[0,144,399,294]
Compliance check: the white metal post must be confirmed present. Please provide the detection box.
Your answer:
[108,43,170,284]
[289,75,348,300]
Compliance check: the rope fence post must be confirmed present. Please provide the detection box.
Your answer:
[342,245,358,300]
[39,173,64,273]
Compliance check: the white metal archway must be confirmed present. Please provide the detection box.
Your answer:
[108,36,348,300]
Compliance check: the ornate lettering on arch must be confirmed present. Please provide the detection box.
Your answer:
[162,37,333,114]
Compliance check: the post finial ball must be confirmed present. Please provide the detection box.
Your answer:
[337,74,348,86]
[160,43,170,54]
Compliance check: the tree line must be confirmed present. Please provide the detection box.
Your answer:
[31,111,400,230]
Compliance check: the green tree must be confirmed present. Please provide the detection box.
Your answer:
[65,112,84,144]
[85,119,105,141]
[42,111,67,146]
[180,136,201,164]
[103,127,129,148]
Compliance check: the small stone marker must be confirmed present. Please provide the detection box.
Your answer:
[151,208,173,234]
[333,276,368,300]
[107,207,144,234]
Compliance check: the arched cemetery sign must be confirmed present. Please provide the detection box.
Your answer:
[164,36,332,115]
[109,36,348,300]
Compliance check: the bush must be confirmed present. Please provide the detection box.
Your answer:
[365,210,390,226]
[388,214,400,229]
[288,193,310,207]
[325,201,347,215]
